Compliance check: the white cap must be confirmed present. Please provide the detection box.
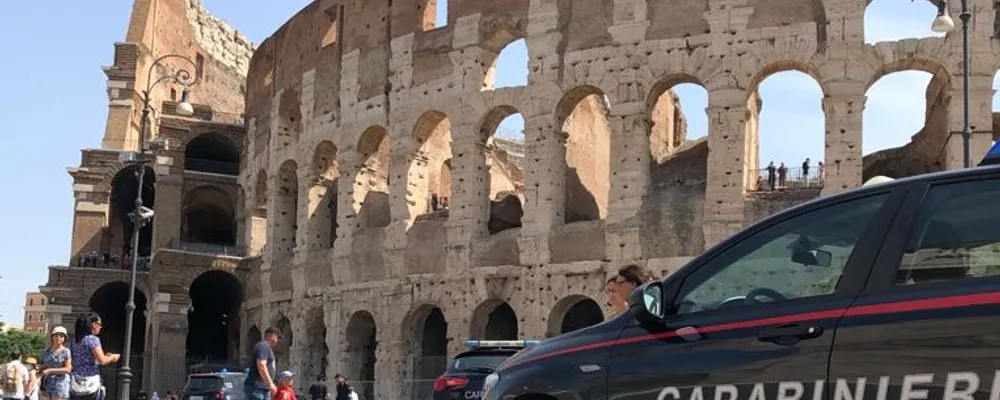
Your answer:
[51,326,68,336]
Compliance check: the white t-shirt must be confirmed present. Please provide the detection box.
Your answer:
[1,360,30,399]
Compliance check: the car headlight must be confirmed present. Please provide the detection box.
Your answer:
[483,373,500,396]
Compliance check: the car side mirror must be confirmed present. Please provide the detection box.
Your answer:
[791,248,832,267]
[628,281,665,324]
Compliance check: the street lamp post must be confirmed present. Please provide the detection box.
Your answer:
[117,54,199,400]
[930,0,971,168]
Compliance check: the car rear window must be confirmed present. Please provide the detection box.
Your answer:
[447,351,516,373]
[185,376,224,393]
[222,375,246,392]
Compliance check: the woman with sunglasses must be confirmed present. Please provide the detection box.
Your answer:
[39,326,72,400]
[605,264,656,315]
[69,313,119,400]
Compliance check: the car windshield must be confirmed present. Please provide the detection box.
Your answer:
[185,377,224,393]
[447,354,512,373]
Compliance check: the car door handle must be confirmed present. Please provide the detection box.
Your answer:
[757,323,823,343]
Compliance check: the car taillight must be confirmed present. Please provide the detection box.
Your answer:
[214,391,225,400]
[433,377,469,392]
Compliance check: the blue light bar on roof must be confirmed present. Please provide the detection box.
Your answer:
[980,140,1000,166]
[462,340,540,349]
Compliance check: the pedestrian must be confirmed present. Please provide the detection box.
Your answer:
[802,157,810,180]
[244,327,282,400]
[777,162,788,188]
[272,372,295,400]
[765,161,776,191]
[307,380,328,400]
[2,350,30,400]
[23,359,38,400]
[39,326,72,400]
[69,312,119,400]
[332,376,351,400]
[605,264,656,316]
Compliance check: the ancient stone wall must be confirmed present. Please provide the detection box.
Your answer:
[236,0,1000,397]
[230,0,1000,398]
[43,0,1000,397]
[102,0,253,151]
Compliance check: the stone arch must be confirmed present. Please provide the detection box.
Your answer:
[88,281,147,356]
[275,160,299,256]
[187,270,244,366]
[411,110,453,218]
[345,310,377,400]
[277,88,302,147]
[303,307,328,382]
[481,20,528,91]
[310,141,339,249]
[554,85,612,223]
[273,314,293,372]
[546,295,604,337]
[469,299,517,340]
[402,304,448,397]
[181,185,237,246]
[746,60,826,100]
[645,73,706,162]
[864,57,951,91]
[356,126,391,228]
[745,60,828,192]
[108,165,157,260]
[246,325,261,359]
[861,57,951,173]
[184,132,241,175]
[478,105,525,234]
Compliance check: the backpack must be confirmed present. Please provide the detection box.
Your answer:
[2,362,21,394]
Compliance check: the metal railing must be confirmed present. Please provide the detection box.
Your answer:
[749,166,824,191]
[165,239,247,257]
[72,255,151,271]
[185,157,240,175]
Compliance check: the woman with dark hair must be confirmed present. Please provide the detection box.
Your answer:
[68,313,119,400]
[606,264,656,315]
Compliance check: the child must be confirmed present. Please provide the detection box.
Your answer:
[273,371,296,400]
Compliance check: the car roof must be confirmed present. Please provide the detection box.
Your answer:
[455,347,521,357]
[189,372,246,378]
[760,164,1000,219]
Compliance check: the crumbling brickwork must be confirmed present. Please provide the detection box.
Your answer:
[40,1,253,398]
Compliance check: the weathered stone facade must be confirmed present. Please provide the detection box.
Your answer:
[36,0,1000,399]
[40,0,254,398]
[238,0,1000,399]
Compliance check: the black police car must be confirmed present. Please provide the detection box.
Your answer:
[484,144,1000,399]
[433,340,538,400]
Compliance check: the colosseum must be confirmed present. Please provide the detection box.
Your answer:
[38,0,1000,398]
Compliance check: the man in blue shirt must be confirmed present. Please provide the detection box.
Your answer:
[244,326,283,400]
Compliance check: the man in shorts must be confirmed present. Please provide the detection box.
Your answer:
[243,327,283,400]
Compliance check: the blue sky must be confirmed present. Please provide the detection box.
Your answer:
[0,0,984,322]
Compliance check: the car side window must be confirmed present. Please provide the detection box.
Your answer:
[674,194,890,315]
[896,179,1000,286]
